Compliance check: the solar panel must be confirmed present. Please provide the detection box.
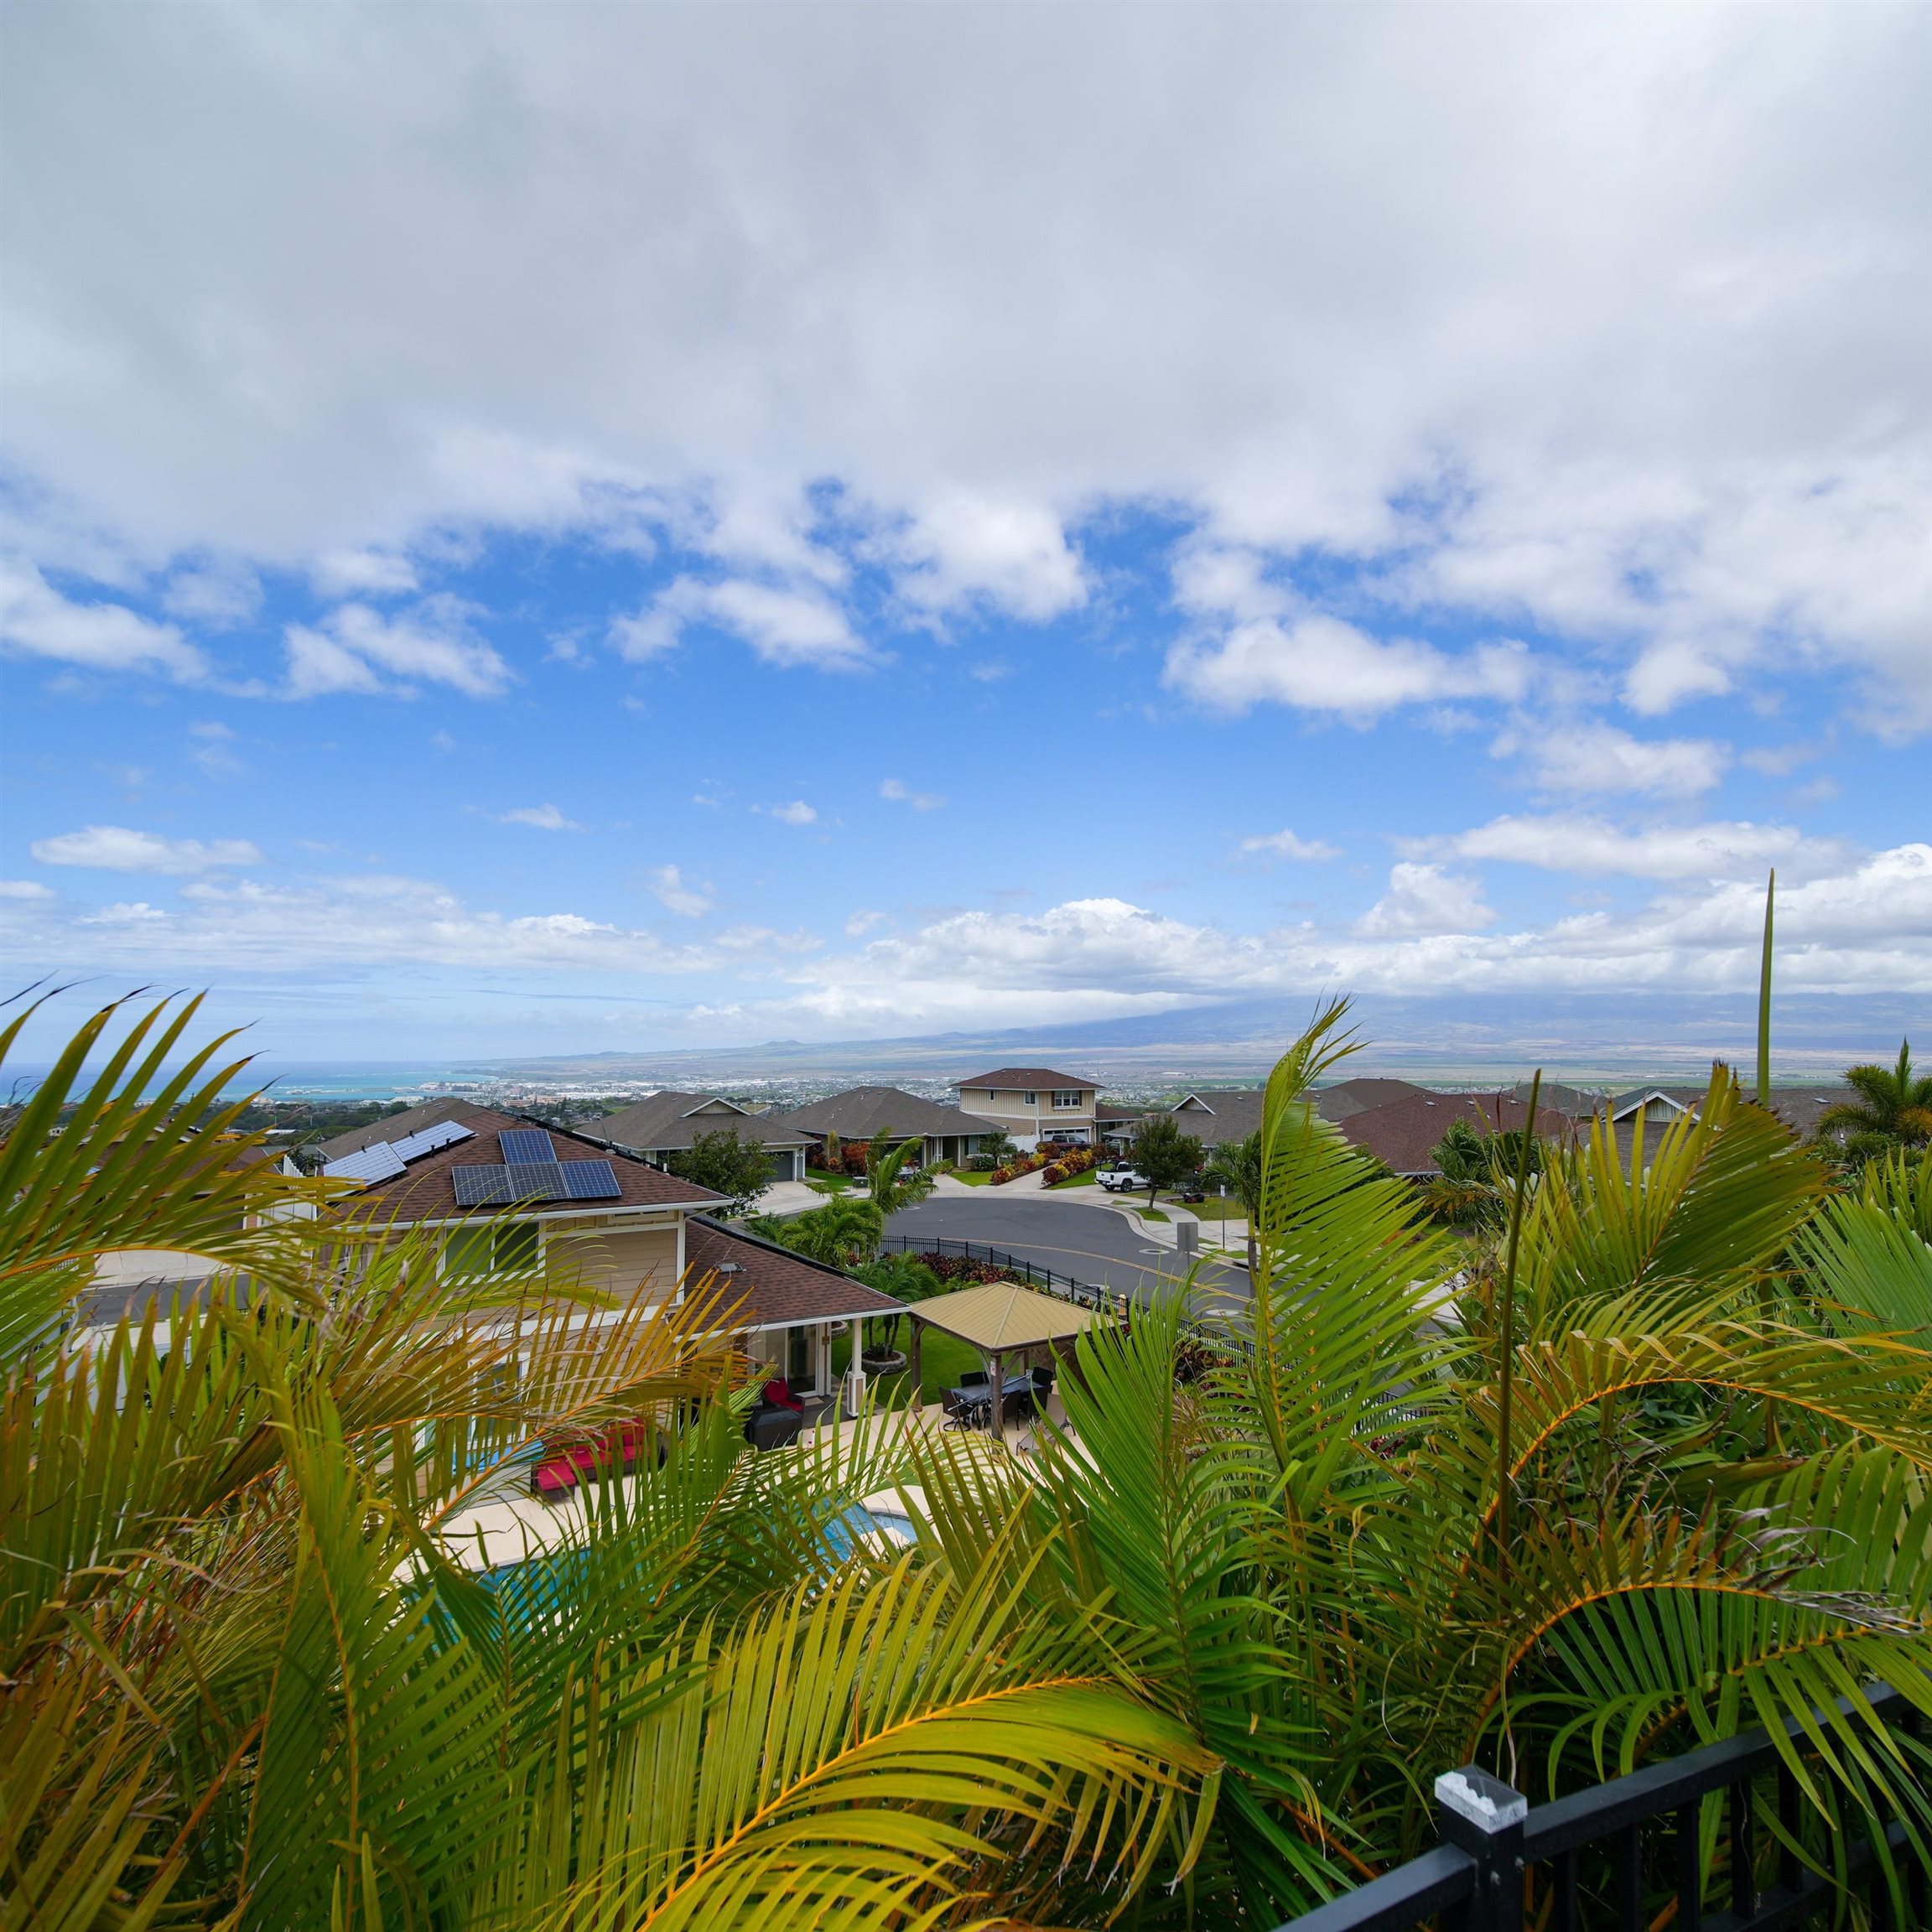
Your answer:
[324,1142,408,1183]
[498,1129,557,1163]
[504,1161,567,1198]
[451,1165,516,1207]
[391,1119,475,1163]
[559,1159,621,1200]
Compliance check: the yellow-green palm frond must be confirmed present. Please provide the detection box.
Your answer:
[480,1545,1222,1932]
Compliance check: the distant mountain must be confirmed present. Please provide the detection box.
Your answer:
[474,990,1914,1092]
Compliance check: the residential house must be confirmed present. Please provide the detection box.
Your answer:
[1333,1089,1575,1177]
[777,1087,1005,1168]
[584,1090,813,1182]
[309,1102,897,1405]
[953,1067,1101,1150]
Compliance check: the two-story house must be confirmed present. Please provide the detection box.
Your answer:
[952,1067,1101,1150]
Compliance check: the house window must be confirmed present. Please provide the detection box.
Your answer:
[1021,1091,1037,1106]
[1052,1090,1083,1109]
[787,1325,814,1388]
[445,1219,541,1280]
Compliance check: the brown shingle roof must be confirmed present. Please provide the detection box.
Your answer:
[955,1067,1098,1092]
[683,1217,901,1327]
[340,1104,723,1222]
[1333,1091,1572,1177]
[317,1095,476,1160]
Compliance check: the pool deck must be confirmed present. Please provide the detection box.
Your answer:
[434,1391,1072,1572]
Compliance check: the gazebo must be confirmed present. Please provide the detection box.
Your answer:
[906,1280,1114,1434]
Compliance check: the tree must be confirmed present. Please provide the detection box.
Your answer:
[853,1250,943,1357]
[667,1124,773,1214]
[1203,1129,1264,1272]
[768,1192,884,1268]
[1817,1038,1932,1168]
[864,1127,936,1218]
[1128,1113,1203,1209]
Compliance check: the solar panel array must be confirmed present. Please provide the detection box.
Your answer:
[498,1128,558,1163]
[389,1119,475,1162]
[323,1142,408,1183]
[560,1159,621,1200]
[449,1156,623,1207]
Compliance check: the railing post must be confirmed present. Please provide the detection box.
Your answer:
[1436,1765,1526,1932]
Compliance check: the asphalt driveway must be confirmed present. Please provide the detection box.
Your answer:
[882,1194,1248,1309]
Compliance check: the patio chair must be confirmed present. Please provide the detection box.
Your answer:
[745,1405,804,1451]
[958,1369,989,1389]
[762,1376,805,1414]
[1031,1364,1056,1394]
[942,1389,991,1431]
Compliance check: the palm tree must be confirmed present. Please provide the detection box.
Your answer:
[1817,1037,1932,1166]
[862,1126,937,1218]
[0,995,1218,1930]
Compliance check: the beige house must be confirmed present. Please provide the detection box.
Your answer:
[953,1066,1102,1150]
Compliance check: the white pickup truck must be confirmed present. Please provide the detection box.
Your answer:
[1097,1166,1149,1193]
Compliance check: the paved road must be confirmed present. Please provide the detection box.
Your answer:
[884,1196,1248,1310]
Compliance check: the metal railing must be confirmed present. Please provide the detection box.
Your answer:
[879,1234,1114,1310]
[1275,1683,1924,1932]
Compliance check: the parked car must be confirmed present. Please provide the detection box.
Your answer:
[1098,1166,1149,1193]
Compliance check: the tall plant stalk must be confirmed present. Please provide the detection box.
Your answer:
[1758,869,1776,1106]
[1494,1067,1540,1588]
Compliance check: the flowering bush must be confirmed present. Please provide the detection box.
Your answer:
[917,1252,1010,1285]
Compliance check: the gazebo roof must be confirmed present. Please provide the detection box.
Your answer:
[911,1280,1108,1353]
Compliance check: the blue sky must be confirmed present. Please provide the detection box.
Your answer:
[2,6,1927,1061]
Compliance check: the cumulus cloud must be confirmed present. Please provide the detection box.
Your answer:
[613,577,869,670]
[650,863,714,917]
[880,778,944,812]
[30,824,264,873]
[755,800,818,827]
[1354,864,1495,937]
[5,8,1925,731]
[283,600,509,699]
[1411,813,1850,882]
[1167,615,1530,719]
[0,879,55,900]
[890,493,1087,621]
[1239,828,1339,862]
[0,560,205,680]
[496,803,582,831]
[1502,723,1732,798]
[160,558,260,626]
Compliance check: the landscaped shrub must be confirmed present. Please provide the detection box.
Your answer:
[1038,1161,1067,1184]
[917,1251,1010,1285]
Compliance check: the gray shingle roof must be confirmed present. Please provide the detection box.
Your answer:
[955,1067,1098,1092]
[777,1087,1004,1140]
[590,1090,812,1155]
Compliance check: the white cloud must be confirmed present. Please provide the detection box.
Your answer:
[282,600,510,699]
[650,863,714,917]
[1167,614,1530,719]
[311,548,419,597]
[1239,828,1339,862]
[0,560,205,680]
[160,558,260,626]
[844,909,891,937]
[880,778,943,812]
[187,719,244,778]
[1412,813,1849,882]
[1354,863,1495,938]
[1504,723,1731,798]
[615,577,869,671]
[0,879,55,900]
[762,800,818,827]
[890,492,1087,621]
[30,825,264,873]
[8,10,1925,730]
[496,803,582,831]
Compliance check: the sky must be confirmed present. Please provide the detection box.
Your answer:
[2,3,1928,1064]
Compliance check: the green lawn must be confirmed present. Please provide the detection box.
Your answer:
[1045,1166,1098,1190]
[948,1168,995,1186]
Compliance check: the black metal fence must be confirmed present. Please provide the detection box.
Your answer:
[1275,1683,1924,1932]
[879,1234,1114,1310]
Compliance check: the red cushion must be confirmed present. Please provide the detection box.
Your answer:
[533,1458,578,1495]
[762,1377,803,1412]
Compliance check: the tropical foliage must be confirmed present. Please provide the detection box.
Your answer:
[664,1124,772,1214]
[6,988,1930,1929]
[1817,1037,1932,1168]
[1127,1112,1205,1207]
